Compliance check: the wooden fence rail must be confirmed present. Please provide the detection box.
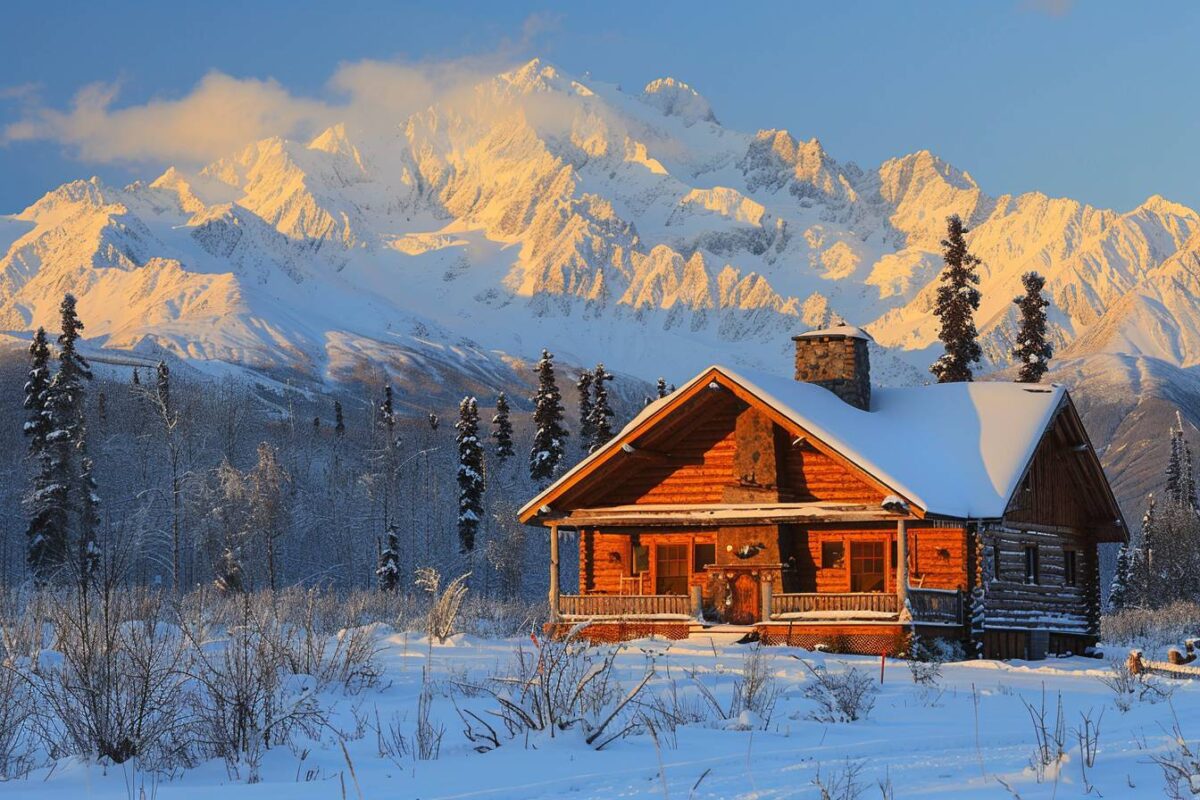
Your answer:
[771,592,899,615]
[558,594,691,618]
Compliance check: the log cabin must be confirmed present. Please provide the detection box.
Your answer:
[520,327,1127,659]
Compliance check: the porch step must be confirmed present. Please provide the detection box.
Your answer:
[688,624,759,646]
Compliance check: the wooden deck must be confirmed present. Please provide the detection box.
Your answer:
[557,588,963,625]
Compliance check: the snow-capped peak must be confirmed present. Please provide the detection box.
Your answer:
[641,77,718,125]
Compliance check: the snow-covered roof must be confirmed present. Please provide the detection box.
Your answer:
[521,365,1072,522]
[792,325,873,341]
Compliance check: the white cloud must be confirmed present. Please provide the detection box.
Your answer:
[0,26,561,167]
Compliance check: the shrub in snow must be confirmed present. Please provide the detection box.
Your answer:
[1100,655,1172,713]
[811,758,867,800]
[415,567,470,644]
[1154,714,1200,800]
[798,660,877,723]
[457,629,651,751]
[181,593,327,783]
[0,658,37,778]
[28,587,191,768]
[687,646,781,730]
[1021,688,1068,783]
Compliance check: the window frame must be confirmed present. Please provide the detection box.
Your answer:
[1023,544,1040,585]
[1064,548,1078,587]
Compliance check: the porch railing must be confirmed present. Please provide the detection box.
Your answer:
[771,592,899,616]
[907,588,964,625]
[558,594,692,618]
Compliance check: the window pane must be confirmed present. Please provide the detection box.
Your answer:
[694,543,716,572]
[656,544,689,595]
[822,541,845,569]
[850,541,885,593]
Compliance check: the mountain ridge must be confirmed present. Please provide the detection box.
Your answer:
[4,57,1200,398]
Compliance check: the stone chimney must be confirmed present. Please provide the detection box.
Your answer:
[792,325,872,410]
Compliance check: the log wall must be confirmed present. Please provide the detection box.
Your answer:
[597,398,883,507]
[980,526,1092,634]
[792,526,967,593]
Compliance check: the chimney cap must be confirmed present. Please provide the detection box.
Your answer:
[792,324,873,342]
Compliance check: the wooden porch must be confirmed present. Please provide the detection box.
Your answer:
[554,586,963,625]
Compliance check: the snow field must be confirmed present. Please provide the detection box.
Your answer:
[9,625,1200,799]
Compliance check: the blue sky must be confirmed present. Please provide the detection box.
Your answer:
[1,1,1197,212]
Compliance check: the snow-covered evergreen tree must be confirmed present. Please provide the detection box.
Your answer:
[491,391,514,464]
[44,294,100,587]
[1166,412,1197,512]
[334,400,345,438]
[1130,494,1157,608]
[930,215,983,383]
[376,526,400,592]
[576,369,594,454]
[657,377,669,399]
[1012,271,1053,383]
[1108,541,1131,611]
[428,412,440,432]
[131,366,140,386]
[23,327,64,582]
[529,349,568,485]
[587,363,615,453]
[456,397,484,553]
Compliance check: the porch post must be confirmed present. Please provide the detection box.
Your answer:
[896,519,911,621]
[548,523,561,623]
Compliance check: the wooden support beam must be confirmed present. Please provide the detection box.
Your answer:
[548,523,561,623]
[897,518,911,621]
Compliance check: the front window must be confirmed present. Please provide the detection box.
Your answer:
[850,541,886,592]
[655,544,689,595]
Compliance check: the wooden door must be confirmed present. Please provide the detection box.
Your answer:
[729,573,760,624]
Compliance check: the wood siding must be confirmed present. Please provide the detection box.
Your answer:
[597,398,883,507]
[792,526,967,594]
[980,526,1092,634]
[578,529,716,597]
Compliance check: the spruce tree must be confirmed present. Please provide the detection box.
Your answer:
[1166,413,1197,512]
[657,377,669,399]
[1133,494,1158,608]
[456,397,484,553]
[529,349,568,485]
[428,412,440,432]
[45,294,99,587]
[930,214,983,383]
[376,526,400,592]
[1109,541,1131,611]
[156,360,171,412]
[576,368,594,454]
[1012,271,1053,383]
[132,367,140,386]
[587,363,616,453]
[23,327,64,582]
[492,391,515,464]
[377,385,398,535]
[334,400,346,438]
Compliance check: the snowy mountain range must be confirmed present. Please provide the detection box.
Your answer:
[4,57,1200,413]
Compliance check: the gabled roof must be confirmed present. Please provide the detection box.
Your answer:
[519,365,1123,527]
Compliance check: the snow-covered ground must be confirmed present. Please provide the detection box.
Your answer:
[8,629,1198,799]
